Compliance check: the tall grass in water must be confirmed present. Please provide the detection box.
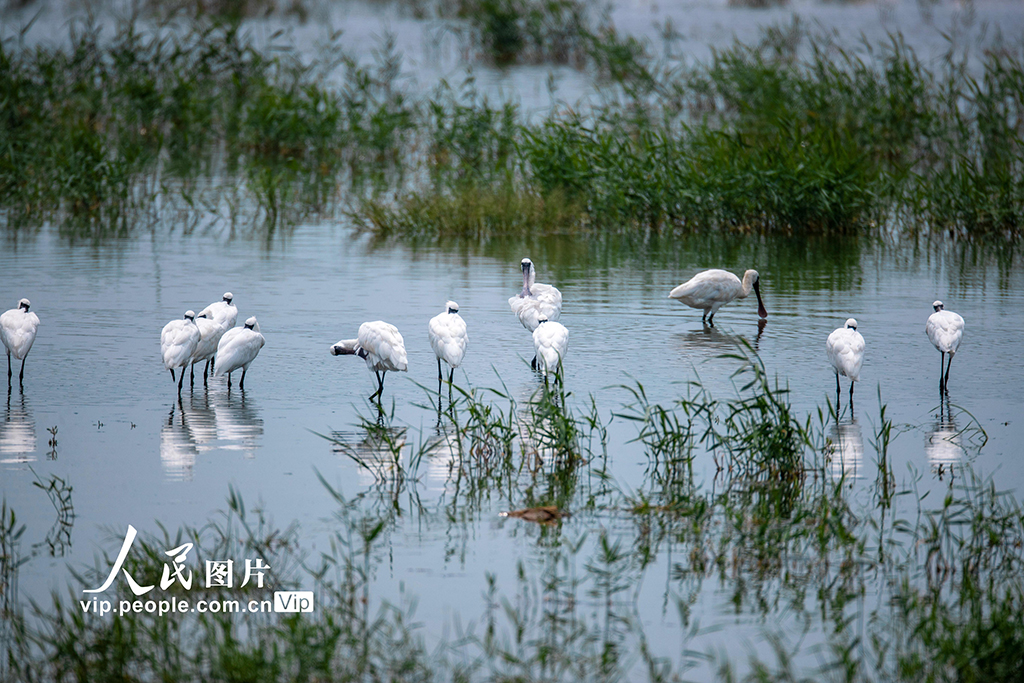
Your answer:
[1,16,1022,237]
[2,369,1024,680]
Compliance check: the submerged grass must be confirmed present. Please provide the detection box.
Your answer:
[2,366,1023,681]
[1,14,1022,238]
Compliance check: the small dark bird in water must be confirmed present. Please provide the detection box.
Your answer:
[499,506,569,524]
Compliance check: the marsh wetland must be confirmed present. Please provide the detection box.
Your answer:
[2,0,1024,680]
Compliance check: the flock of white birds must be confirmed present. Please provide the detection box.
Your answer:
[1,260,965,404]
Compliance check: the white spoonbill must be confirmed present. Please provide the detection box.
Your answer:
[162,311,201,394]
[190,314,227,387]
[330,321,408,402]
[668,269,767,326]
[826,318,865,409]
[0,299,40,387]
[509,258,562,332]
[533,317,569,382]
[215,317,265,389]
[428,301,468,386]
[199,292,237,372]
[926,301,964,391]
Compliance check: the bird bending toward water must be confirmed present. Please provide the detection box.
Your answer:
[215,317,265,389]
[826,318,864,410]
[428,301,468,390]
[668,269,767,326]
[926,301,964,391]
[162,311,201,395]
[1,299,40,388]
[533,318,569,382]
[509,258,562,332]
[331,321,408,402]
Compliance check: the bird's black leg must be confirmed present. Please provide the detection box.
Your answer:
[944,353,953,389]
[177,367,184,394]
[448,367,455,385]
[708,312,715,327]
[835,372,841,412]
[437,358,443,382]
[19,358,26,386]
[939,352,945,391]
[531,355,537,371]
[7,352,11,383]
[210,355,216,374]
[204,360,209,386]
[227,372,232,388]
[170,368,175,383]
[370,371,383,402]
[239,368,246,390]
[190,363,195,388]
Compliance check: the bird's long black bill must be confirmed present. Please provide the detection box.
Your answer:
[754,280,768,319]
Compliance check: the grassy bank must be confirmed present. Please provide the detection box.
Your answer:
[0,14,1021,237]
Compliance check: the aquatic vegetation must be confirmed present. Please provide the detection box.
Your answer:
[1,14,1022,237]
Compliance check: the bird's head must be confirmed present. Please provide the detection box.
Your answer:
[520,258,535,294]
[184,310,196,322]
[446,301,460,314]
[223,292,234,304]
[537,316,548,325]
[845,318,858,330]
[244,317,258,330]
[932,301,944,312]
[18,298,30,312]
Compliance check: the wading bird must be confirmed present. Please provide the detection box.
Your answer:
[190,314,227,387]
[509,258,562,332]
[668,269,767,326]
[199,292,237,372]
[826,318,864,410]
[162,311,201,395]
[926,301,964,391]
[0,299,40,388]
[215,317,265,389]
[330,321,408,402]
[428,301,468,391]
[533,317,569,382]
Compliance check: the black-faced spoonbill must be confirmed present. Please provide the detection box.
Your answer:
[668,269,767,326]
[199,292,237,373]
[428,301,468,391]
[215,317,265,389]
[1,299,40,388]
[509,258,562,332]
[330,321,408,402]
[161,311,201,395]
[532,317,569,383]
[826,318,864,411]
[190,314,228,387]
[926,301,964,391]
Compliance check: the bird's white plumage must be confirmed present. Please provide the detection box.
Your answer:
[0,299,40,361]
[191,316,226,365]
[161,312,201,372]
[429,302,468,370]
[826,319,865,382]
[331,321,408,373]
[215,317,265,376]
[509,258,562,332]
[668,269,766,322]
[198,292,238,330]
[926,304,964,355]
[533,320,569,376]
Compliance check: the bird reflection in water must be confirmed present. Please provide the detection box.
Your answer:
[160,388,264,480]
[1,391,36,465]
[825,418,863,481]
[926,396,965,479]
[675,317,767,357]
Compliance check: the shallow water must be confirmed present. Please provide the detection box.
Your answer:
[1,222,1022,676]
